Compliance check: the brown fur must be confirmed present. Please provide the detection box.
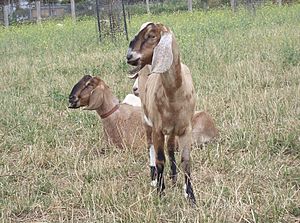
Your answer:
[132,65,219,145]
[126,22,197,202]
[69,76,146,150]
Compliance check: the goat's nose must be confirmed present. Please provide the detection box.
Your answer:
[126,53,133,61]
[133,87,139,96]
[126,48,134,60]
[69,95,77,103]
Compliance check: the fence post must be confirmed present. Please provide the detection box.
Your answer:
[95,0,101,42]
[3,5,9,27]
[230,0,237,12]
[146,0,150,14]
[121,0,128,41]
[70,0,76,21]
[29,4,32,20]
[36,1,41,24]
[187,0,192,11]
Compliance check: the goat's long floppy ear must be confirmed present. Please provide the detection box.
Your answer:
[151,32,173,74]
[84,86,103,110]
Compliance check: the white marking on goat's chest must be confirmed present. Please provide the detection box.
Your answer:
[122,94,142,107]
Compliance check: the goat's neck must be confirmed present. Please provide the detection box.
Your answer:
[95,89,119,118]
[160,39,182,98]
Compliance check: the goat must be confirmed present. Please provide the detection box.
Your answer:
[130,65,219,146]
[68,75,146,150]
[126,22,197,203]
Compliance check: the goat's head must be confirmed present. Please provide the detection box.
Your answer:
[126,22,174,74]
[68,75,108,110]
[132,75,139,96]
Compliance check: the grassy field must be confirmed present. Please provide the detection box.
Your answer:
[1,5,300,222]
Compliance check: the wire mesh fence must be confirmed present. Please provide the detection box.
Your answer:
[0,0,281,25]
[0,0,129,41]
[0,0,294,42]
[95,0,128,40]
[0,1,95,25]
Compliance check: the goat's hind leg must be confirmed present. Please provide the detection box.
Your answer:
[153,131,165,195]
[178,127,196,204]
[167,134,177,185]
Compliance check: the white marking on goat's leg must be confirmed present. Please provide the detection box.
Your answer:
[179,128,196,204]
[181,148,196,204]
[149,144,157,187]
[149,144,156,166]
[150,179,157,187]
[183,184,188,199]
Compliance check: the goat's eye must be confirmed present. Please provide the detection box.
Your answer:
[148,34,155,39]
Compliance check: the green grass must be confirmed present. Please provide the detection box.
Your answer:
[1,5,300,222]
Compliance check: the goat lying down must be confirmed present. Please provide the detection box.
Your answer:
[68,75,147,149]
[126,22,198,203]
[68,75,217,151]
[130,65,219,146]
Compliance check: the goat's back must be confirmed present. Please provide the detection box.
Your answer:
[102,104,146,149]
[192,111,219,145]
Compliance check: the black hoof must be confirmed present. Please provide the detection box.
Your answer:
[184,184,197,206]
[150,166,157,181]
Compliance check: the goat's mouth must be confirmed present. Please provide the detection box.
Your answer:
[127,58,140,66]
[68,96,80,109]
[128,64,143,75]
[68,103,80,109]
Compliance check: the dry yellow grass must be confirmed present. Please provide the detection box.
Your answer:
[0,5,299,222]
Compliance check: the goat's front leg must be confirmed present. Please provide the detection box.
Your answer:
[144,124,156,186]
[167,134,177,185]
[153,130,165,195]
[178,126,196,204]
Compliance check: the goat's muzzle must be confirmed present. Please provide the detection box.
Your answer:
[68,95,80,109]
[127,58,139,66]
[126,48,140,66]
[133,88,139,97]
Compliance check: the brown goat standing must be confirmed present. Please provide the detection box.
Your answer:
[131,65,219,146]
[126,22,197,203]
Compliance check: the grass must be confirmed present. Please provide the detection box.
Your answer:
[0,4,300,222]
